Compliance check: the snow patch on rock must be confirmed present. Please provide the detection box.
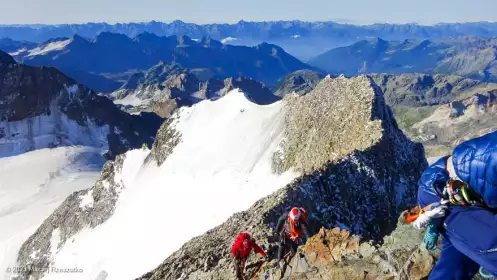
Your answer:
[64,84,79,100]
[79,190,94,209]
[8,48,28,56]
[49,229,61,257]
[221,37,238,44]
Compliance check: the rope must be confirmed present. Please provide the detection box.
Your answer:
[480,267,496,279]
[249,251,292,280]
[249,261,267,280]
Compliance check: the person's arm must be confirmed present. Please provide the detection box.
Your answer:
[275,214,287,234]
[251,241,267,258]
[232,243,240,259]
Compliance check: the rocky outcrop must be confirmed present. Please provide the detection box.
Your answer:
[13,153,128,280]
[137,75,426,280]
[220,76,279,105]
[149,117,182,165]
[256,214,435,280]
[366,73,497,157]
[111,62,279,117]
[275,75,386,173]
[371,73,497,107]
[274,70,325,97]
[0,50,162,158]
[409,89,497,156]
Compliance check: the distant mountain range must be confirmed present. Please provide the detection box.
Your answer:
[309,37,497,83]
[0,33,311,92]
[2,20,497,61]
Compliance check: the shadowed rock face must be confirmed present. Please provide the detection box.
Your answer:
[135,75,426,280]
[0,49,16,67]
[0,50,162,158]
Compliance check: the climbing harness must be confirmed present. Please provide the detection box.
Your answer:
[406,178,487,224]
[443,179,486,207]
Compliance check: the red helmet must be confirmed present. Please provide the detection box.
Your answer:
[288,207,301,221]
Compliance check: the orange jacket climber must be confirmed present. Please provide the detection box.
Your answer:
[275,207,310,263]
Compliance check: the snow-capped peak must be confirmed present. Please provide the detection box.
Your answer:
[221,37,238,44]
[26,38,72,57]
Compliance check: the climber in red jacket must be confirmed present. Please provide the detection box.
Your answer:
[232,233,267,279]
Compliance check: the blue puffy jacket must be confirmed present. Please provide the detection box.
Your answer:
[452,131,497,209]
[418,130,497,209]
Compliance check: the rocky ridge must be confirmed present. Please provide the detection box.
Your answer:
[13,153,129,280]
[12,75,427,280]
[136,75,427,280]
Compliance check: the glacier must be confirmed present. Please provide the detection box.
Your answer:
[0,146,105,280]
[0,102,110,158]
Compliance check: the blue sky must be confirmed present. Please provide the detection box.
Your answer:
[2,0,497,25]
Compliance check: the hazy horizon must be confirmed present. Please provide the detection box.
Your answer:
[2,0,497,25]
[1,19,497,27]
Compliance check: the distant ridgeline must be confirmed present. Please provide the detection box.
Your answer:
[2,20,497,61]
[0,33,313,93]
